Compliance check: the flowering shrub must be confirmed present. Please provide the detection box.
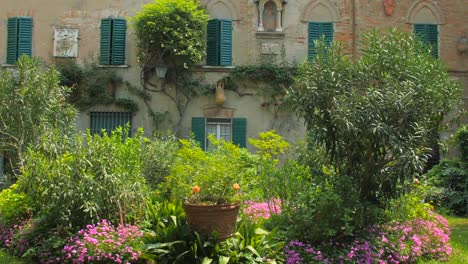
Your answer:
[243,199,281,222]
[285,214,451,263]
[62,220,143,264]
[0,218,33,256]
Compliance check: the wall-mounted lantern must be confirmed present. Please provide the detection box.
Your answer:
[155,64,168,79]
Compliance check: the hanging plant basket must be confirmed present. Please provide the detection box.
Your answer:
[183,202,240,241]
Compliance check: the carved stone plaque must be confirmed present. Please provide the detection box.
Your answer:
[261,42,279,54]
[54,28,78,57]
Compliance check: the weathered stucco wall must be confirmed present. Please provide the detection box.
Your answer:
[1,0,466,148]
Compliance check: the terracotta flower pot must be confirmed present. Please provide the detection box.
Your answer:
[183,203,240,241]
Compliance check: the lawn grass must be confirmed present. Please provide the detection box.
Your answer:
[0,250,26,264]
[420,215,468,264]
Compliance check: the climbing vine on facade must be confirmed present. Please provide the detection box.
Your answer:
[55,59,139,112]
[132,0,211,132]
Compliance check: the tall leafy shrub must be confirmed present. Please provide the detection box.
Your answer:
[288,28,462,205]
[17,128,149,228]
[0,56,76,178]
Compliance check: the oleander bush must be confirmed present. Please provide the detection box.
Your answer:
[17,127,149,229]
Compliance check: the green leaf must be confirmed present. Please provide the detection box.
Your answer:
[219,256,230,264]
[202,257,213,264]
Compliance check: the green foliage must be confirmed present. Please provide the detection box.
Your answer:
[249,130,289,159]
[0,184,31,225]
[142,132,180,190]
[425,159,467,216]
[209,220,285,263]
[288,28,462,206]
[454,125,468,161]
[280,172,377,243]
[55,59,138,112]
[224,64,297,108]
[142,200,194,263]
[163,136,255,205]
[263,141,382,243]
[17,127,149,228]
[132,0,208,67]
[249,131,292,201]
[424,126,468,216]
[143,202,284,264]
[384,183,434,222]
[132,0,211,132]
[0,56,76,177]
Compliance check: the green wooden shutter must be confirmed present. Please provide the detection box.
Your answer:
[192,117,206,150]
[232,118,247,148]
[111,18,126,65]
[206,19,220,66]
[414,24,439,58]
[308,22,320,59]
[17,17,33,59]
[308,22,333,59]
[219,19,232,66]
[100,18,112,65]
[426,24,438,58]
[6,17,18,64]
[321,22,334,47]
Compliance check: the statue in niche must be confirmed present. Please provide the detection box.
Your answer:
[263,1,277,32]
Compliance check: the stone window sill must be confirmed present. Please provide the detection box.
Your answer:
[98,64,129,68]
[256,32,285,39]
[192,65,235,72]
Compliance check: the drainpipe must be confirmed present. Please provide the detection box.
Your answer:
[352,0,357,59]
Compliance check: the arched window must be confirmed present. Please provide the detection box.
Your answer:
[407,0,445,58]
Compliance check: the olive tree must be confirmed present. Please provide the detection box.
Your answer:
[288,28,462,205]
[0,56,76,179]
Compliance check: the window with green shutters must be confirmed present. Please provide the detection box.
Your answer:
[191,117,246,150]
[308,22,333,59]
[100,18,127,65]
[414,24,439,58]
[6,17,33,64]
[90,112,132,136]
[206,19,232,66]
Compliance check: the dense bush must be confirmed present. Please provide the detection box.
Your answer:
[132,0,208,67]
[454,125,468,161]
[17,128,149,228]
[0,56,76,178]
[425,125,468,216]
[285,213,451,263]
[0,184,31,225]
[425,159,467,216]
[288,28,462,206]
[142,132,180,190]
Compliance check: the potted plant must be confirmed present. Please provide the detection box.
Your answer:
[163,135,254,240]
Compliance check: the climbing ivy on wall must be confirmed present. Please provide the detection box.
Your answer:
[223,64,298,108]
[55,59,139,112]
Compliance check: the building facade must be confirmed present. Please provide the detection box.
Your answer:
[1,0,467,150]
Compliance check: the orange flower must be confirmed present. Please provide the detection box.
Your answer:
[192,185,200,193]
[233,183,240,190]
